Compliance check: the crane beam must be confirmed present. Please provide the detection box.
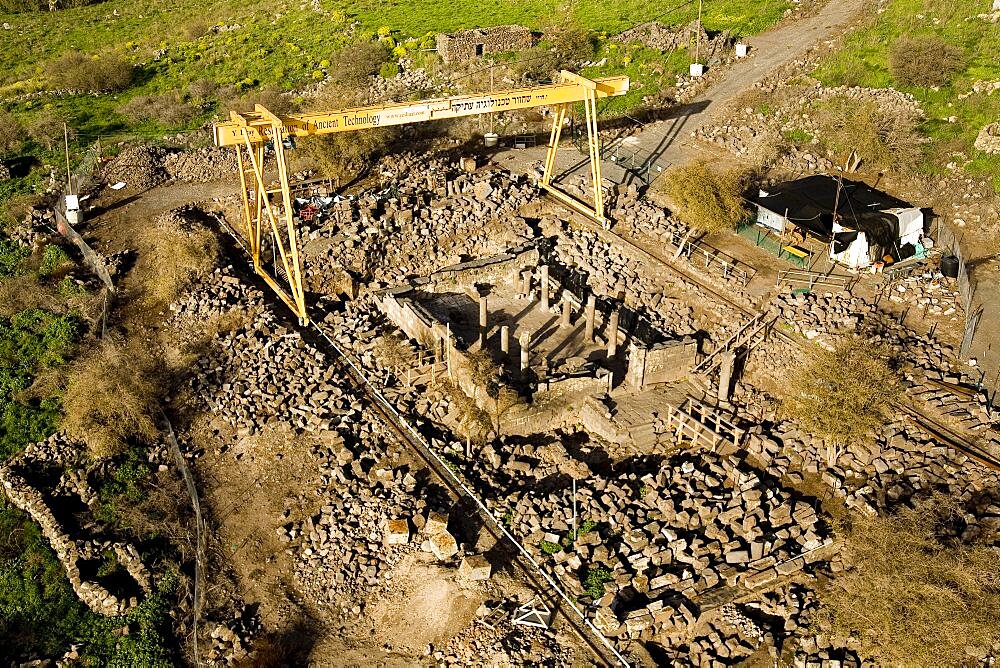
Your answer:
[214,71,628,323]
[213,76,628,146]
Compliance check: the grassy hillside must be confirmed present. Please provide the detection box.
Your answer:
[812,0,1000,188]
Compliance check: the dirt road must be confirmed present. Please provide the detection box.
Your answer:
[631,0,867,171]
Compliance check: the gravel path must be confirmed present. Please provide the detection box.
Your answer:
[621,0,867,174]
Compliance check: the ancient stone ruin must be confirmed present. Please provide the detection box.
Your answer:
[436,25,533,63]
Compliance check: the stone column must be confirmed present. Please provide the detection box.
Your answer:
[519,330,531,372]
[607,309,620,358]
[500,325,510,355]
[584,295,596,343]
[478,295,488,348]
[718,350,736,404]
[561,297,572,328]
[520,270,531,297]
[540,265,550,311]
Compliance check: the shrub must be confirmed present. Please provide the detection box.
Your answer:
[46,52,133,93]
[583,566,613,599]
[781,335,902,446]
[378,61,401,79]
[0,238,30,277]
[137,210,218,306]
[220,85,295,117]
[298,126,396,183]
[328,41,390,89]
[27,112,74,152]
[62,338,161,459]
[372,333,414,371]
[814,97,923,174]
[659,161,751,238]
[540,540,562,555]
[183,19,210,40]
[0,112,23,157]
[119,92,197,127]
[888,35,964,88]
[817,495,1000,665]
[549,25,596,66]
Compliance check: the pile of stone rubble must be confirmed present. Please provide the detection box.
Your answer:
[295,154,535,293]
[694,83,922,174]
[100,145,238,191]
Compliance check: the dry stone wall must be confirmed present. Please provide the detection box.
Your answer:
[436,25,533,63]
[0,434,153,617]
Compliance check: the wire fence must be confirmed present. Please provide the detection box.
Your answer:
[162,413,205,667]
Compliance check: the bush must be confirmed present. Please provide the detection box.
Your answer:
[378,61,401,79]
[298,126,396,183]
[549,25,596,66]
[814,97,923,174]
[889,35,964,88]
[137,209,218,306]
[220,85,295,118]
[62,338,161,459]
[781,335,902,446]
[27,112,74,152]
[119,92,197,127]
[583,566,613,599]
[0,112,23,158]
[46,51,133,93]
[659,161,751,237]
[817,495,1000,665]
[329,41,390,89]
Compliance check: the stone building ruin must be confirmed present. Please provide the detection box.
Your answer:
[436,25,533,63]
[377,243,706,442]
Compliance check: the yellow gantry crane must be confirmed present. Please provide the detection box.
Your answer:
[213,70,629,323]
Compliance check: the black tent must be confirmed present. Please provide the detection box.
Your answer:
[754,175,911,252]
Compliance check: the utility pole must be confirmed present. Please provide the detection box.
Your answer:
[695,0,703,64]
[63,123,72,194]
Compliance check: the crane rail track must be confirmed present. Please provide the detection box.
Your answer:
[217,218,629,667]
[567,212,1000,473]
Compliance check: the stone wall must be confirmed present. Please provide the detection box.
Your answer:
[0,434,151,617]
[626,337,697,390]
[614,21,732,65]
[436,25,533,63]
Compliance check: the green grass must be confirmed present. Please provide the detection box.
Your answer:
[812,0,1000,189]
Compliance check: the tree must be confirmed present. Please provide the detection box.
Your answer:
[817,495,1000,666]
[659,161,751,257]
[889,35,964,88]
[781,335,902,448]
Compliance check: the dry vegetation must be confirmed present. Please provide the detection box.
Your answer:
[888,34,965,89]
[62,338,162,459]
[817,495,1000,666]
[781,336,903,447]
[45,52,133,94]
[814,97,923,173]
[137,210,219,307]
[659,161,751,238]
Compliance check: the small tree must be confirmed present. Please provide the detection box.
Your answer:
[889,35,964,88]
[659,161,751,256]
[46,51,133,93]
[817,495,1000,665]
[781,335,902,448]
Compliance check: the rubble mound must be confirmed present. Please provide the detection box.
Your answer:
[101,144,169,190]
[164,146,238,182]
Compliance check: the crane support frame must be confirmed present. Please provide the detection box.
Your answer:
[215,71,628,323]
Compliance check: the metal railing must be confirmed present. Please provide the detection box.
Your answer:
[776,269,853,291]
